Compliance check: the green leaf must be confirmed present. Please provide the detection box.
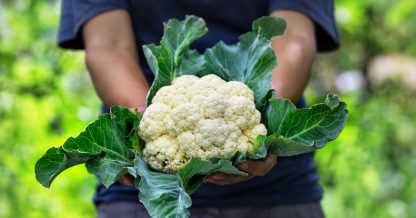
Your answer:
[233,134,277,164]
[252,16,286,39]
[267,137,316,156]
[35,106,138,187]
[128,156,246,218]
[203,16,285,109]
[325,94,341,109]
[130,156,191,218]
[178,158,247,194]
[265,94,349,156]
[35,147,102,188]
[144,15,208,105]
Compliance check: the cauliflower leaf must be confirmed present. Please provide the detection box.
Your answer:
[35,106,138,187]
[127,156,246,218]
[265,94,349,156]
[144,16,286,111]
[144,15,208,106]
[128,157,191,218]
[204,17,286,110]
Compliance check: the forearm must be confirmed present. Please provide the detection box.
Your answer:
[83,10,149,109]
[270,10,316,103]
[85,46,149,108]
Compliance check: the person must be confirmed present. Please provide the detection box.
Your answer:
[58,1,339,217]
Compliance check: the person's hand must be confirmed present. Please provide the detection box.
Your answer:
[204,153,277,185]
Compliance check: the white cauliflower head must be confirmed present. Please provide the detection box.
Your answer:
[138,74,267,172]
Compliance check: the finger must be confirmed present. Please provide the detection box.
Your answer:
[205,172,254,185]
[128,107,145,113]
[205,174,253,185]
[238,154,277,176]
[119,174,135,186]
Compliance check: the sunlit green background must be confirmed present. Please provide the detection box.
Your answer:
[1,0,415,217]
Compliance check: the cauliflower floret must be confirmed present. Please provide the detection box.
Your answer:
[219,140,239,157]
[195,118,229,148]
[139,74,267,173]
[151,86,173,105]
[177,131,197,156]
[201,93,227,119]
[219,81,254,101]
[138,103,170,142]
[227,122,242,142]
[237,135,252,153]
[171,75,199,96]
[252,110,262,127]
[177,131,207,159]
[178,121,246,160]
[152,86,189,108]
[244,124,267,139]
[198,74,226,89]
[167,103,202,135]
[172,75,199,87]
[189,95,206,106]
[224,96,257,130]
[142,135,186,173]
[188,75,225,98]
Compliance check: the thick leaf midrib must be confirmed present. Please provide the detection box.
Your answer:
[275,108,290,135]
[173,187,186,218]
[286,110,328,141]
[243,34,260,82]
[97,118,131,161]
[70,127,131,163]
[173,25,193,62]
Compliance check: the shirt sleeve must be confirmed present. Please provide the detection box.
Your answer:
[268,0,340,52]
[57,0,130,49]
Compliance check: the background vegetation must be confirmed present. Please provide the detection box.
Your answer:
[0,0,415,217]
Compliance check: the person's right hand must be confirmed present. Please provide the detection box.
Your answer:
[204,153,277,185]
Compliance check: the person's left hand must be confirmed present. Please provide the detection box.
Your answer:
[204,153,277,185]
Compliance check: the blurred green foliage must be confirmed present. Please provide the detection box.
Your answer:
[0,0,415,217]
[312,84,416,218]
[0,1,99,217]
[310,1,416,217]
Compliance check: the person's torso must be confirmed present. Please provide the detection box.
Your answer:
[128,0,268,82]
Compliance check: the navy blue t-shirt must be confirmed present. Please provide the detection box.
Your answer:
[58,0,339,207]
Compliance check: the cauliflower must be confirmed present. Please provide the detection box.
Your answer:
[138,74,267,173]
